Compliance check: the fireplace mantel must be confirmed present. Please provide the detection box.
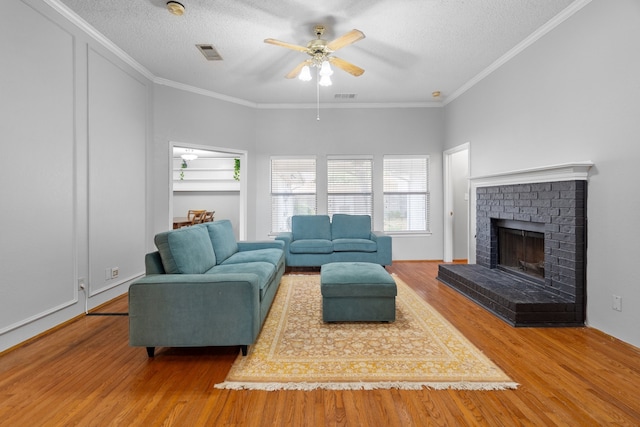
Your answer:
[470,162,594,187]
[468,162,593,265]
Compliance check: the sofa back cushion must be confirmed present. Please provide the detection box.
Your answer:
[331,214,372,239]
[154,225,216,274]
[292,215,331,241]
[204,220,239,264]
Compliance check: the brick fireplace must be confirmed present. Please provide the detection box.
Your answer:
[437,163,592,326]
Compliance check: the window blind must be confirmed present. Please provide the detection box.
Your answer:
[270,157,316,232]
[383,156,429,232]
[327,158,373,218]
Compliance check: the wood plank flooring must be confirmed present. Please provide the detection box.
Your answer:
[1,261,639,426]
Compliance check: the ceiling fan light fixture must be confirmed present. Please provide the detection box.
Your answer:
[181,149,197,161]
[319,61,333,77]
[319,74,332,87]
[299,65,312,81]
[264,25,365,117]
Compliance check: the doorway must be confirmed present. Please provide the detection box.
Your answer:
[443,143,470,262]
[169,142,248,240]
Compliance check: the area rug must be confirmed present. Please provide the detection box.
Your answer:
[215,274,517,391]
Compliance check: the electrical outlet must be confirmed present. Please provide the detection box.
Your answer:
[105,268,112,280]
[111,267,119,279]
[612,295,622,312]
[78,277,86,290]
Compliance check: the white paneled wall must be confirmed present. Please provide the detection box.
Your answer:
[1,0,76,336]
[0,0,150,352]
[87,48,147,296]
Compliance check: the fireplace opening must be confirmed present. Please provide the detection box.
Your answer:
[495,219,545,283]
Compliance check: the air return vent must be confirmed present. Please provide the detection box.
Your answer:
[196,44,223,61]
[334,93,357,100]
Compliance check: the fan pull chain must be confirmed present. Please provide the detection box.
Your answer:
[316,68,320,121]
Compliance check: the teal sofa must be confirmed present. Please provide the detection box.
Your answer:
[275,214,392,267]
[128,220,285,357]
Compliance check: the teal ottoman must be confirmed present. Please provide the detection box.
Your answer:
[321,262,397,322]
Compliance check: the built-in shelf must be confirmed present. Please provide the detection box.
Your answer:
[173,180,240,192]
[173,158,240,192]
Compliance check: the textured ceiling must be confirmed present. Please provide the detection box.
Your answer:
[56,0,581,106]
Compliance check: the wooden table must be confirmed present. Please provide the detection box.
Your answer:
[172,217,191,229]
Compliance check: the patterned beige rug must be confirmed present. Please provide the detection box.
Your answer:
[215,274,517,391]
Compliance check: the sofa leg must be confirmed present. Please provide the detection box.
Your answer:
[146,347,155,358]
[240,345,248,356]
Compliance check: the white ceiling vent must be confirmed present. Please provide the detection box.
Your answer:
[196,44,223,61]
[334,93,357,100]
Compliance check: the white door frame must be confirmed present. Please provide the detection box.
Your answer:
[443,142,470,262]
[169,141,248,240]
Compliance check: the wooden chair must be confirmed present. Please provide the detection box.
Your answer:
[203,211,215,222]
[187,210,207,226]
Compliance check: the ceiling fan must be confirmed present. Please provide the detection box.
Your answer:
[264,25,365,82]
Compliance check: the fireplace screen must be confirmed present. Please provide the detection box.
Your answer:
[497,224,545,281]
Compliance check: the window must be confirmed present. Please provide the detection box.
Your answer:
[383,155,429,232]
[270,157,316,233]
[327,157,373,218]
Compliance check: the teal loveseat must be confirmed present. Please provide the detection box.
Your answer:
[275,214,392,267]
[128,220,285,357]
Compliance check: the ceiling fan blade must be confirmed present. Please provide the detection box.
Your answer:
[285,60,313,79]
[326,29,365,52]
[264,38,309,53]
[329,56,365,77]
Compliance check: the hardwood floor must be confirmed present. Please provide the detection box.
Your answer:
[1,261,639,426]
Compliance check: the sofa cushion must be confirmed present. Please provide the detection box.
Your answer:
[204,220,238,264]
[292,215,331,241]
[331,214,372,240]
[222,248,284,269]
[154,226,216,274]
[290,239,334,254]
[206,261,276,300]
[332,238,377,252]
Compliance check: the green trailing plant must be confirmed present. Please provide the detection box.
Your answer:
[234,158,240,181]
[180,159,187,180]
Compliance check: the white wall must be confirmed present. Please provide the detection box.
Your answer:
[444,0,640,347]
[0,0,151,352]
[87,48,147,296]
[253,107,445,260]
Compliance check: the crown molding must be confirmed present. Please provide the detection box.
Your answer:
[43,0,155,81]
[46,0,592,110]
[154,79,258,108]
[256,101,441,109]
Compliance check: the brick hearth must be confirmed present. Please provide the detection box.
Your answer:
[438,179,587,327]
